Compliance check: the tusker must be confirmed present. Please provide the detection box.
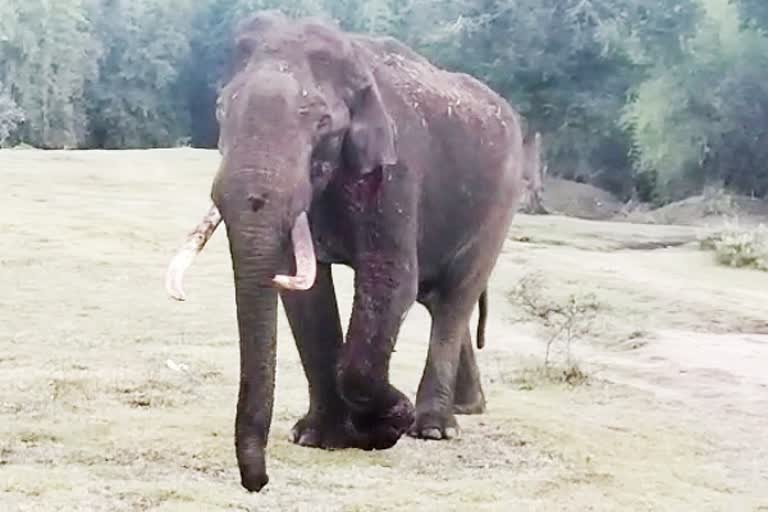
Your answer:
[165,11,539,491]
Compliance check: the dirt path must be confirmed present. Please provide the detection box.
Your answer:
[1,149,766,511]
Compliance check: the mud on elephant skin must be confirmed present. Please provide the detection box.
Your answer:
[164,10,537,491]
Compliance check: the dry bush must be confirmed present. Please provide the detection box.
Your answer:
[507,273,600,381]
[698,222,768,272]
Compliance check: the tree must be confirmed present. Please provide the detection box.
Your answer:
[406,1,640,196]
[84,0,198,148]
[0,83,24,146]
[623,0,768,201]
[0,0,765,204]
[0,0,98,148]
[735,0,768,29]
[324,0,413,36]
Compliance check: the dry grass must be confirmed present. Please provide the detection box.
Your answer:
[699,221,768,272]
[508,364,590,391]
[1,149,767,511]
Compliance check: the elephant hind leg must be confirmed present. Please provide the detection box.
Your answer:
[453,328,486,415]
[409,297,477,440]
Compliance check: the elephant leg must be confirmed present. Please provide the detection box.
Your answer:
[409,296,476,440]
[281,264,359,449]
[453,327,486,415]
[336,254,418,450]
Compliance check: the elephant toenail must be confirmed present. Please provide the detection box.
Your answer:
[444,427,460,439]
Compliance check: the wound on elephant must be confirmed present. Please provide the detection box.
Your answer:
[344,164,386,212]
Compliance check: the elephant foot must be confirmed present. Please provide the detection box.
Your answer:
[291,413,362,450]
[408,410,460,440]
[337,369,415,450]
[291,392,414,451]
[350,393,415,450]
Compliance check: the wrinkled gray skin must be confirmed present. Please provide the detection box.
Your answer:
[205,12,533,491]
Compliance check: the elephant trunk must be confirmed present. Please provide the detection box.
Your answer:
[213,153,314,492]
[225,213,282,493]
[232,267,278,491]
[165,137,314,492]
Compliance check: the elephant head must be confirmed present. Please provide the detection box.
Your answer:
[165,12,397,492]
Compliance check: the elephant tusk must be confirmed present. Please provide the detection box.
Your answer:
[273,211,316,291]
[165,203,222,301]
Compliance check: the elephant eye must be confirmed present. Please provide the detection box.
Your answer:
[298,96,328,118]
[316,114,332,133]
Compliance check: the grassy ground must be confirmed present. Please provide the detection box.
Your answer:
[1,149,767,511]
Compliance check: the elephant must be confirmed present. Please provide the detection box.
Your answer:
[164,11,537,492]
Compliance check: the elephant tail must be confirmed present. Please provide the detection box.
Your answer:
[476,289,488,349]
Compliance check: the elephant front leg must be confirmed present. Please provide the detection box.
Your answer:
[281,263,361,449]
[336,254,417,450]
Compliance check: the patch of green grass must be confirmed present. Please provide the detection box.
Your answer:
[512,364,590,391]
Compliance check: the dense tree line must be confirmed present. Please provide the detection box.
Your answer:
[1,0,766,202]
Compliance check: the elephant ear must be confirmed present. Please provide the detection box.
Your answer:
[345,82,398,175]
[302,23,397,174]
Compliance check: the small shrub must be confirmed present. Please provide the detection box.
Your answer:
[698,222,768,271]
[507,273,601,368]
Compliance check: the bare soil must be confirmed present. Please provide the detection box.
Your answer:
[1,149,767,511]
[541,177,768,226]
[540,178,624,220]
[620,194,768,227]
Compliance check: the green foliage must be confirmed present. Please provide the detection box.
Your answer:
[326,0,413,35]
[736,0,768,28]
[622,0,768,201]
[85,0,197,148]
[0,83,24,146]
[1,0,767,205]
[0,0,98,148]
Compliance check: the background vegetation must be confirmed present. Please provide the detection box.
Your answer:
[1,0,766,202]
